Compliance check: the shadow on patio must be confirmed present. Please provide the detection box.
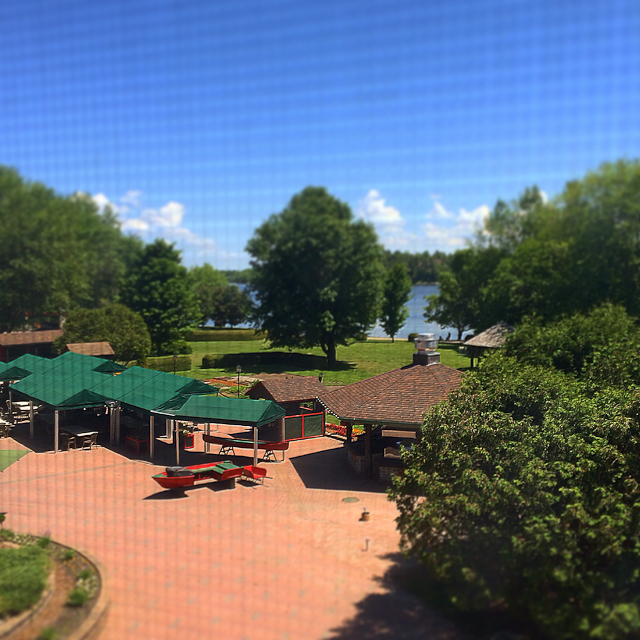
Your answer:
[325,553,473,640]
[289,443,388,493]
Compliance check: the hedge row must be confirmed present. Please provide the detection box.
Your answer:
[188,329,262,342]
[145,355,192,372]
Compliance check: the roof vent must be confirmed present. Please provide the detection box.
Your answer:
[413,333,440,365]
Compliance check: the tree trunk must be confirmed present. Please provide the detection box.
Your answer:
[325,336,337,368]
[391,334,395,343]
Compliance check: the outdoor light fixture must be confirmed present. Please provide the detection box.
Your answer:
[236,364,242,398]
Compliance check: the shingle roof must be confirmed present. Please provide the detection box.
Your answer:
[0,330,62,346]
[465,322,513,349]
[67,342,115,357]
[318,363,463,426]
[247,375,326,403]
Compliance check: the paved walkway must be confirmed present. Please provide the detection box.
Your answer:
[1,426,469,640]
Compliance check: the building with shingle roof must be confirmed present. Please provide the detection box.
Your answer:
[318,348,463,480]
[67,342,115,358]
[246,375,326,415]
[0,330,63,362]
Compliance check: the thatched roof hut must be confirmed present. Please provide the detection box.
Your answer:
[464,321,513,366]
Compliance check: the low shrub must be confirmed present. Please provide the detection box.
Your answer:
[201,354,222,369]
[67,587,89,607]
[37,627,58,640]
[145,355,192,373]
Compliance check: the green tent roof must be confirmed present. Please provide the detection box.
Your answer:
[0,366,32,382]
[9,354,52,375]
[156,394,285,427]
[9,355,222,413]
[93,360,127,374]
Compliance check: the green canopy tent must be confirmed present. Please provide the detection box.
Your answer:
[90,367,215,458]
[11,362,110,449]
[156,394,285,466]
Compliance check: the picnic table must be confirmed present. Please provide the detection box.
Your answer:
[152,460,244,490]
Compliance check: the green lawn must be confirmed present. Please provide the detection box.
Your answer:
[181,339,469,385]
[0,546,49,617]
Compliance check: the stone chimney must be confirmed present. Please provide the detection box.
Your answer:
[413,333,440,365]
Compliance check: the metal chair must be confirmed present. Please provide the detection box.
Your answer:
[82,432,98,450]
[59,433,76,451]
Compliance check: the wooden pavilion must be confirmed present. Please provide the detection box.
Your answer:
[318,353,462,481]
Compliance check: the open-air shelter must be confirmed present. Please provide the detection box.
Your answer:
[6,352,286,466]
[319,358,463,479]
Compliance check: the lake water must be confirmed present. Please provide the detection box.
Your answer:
[231,283,456,340]
[368,284,457,340]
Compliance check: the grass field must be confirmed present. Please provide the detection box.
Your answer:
[181,339,469,385]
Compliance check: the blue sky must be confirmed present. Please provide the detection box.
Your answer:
[1,0,638,268]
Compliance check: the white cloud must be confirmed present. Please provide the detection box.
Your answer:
[421,203,490,249]
[92,189,218,259]
[356,189,490,253]
[357,189,415,248]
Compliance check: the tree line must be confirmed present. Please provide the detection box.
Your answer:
[425,159,640,338]
[0,169,422,365]
[0,166,252,362]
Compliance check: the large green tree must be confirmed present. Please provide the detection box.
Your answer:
[121,239,201,355]
[246,186,385,366]
[0,166,135,331]
[424,246,504,338]
[190,263,229,327]
[55,303,151,364]
[209,284,252,327]
[379,264,412,342]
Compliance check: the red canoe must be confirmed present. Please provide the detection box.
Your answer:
[152,461,243,490]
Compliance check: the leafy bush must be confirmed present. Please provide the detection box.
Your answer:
[390,354,640,639]
[66,587,89,607]
[0,546,49,616]
[201,354,222,369]
[62,549,75,561]
[160,339,193,355]
[77,568,92,580]
[36,535,51,549]
[145,355,192,373]
[37,626,58,640]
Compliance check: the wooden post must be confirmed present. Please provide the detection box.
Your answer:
[280,417,285,442]
[29,400,34,439]
[346,422,353,443]
[364,423,372,479]
[149,415,154,460]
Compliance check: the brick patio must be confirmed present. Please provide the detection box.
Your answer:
[1,424,468,640]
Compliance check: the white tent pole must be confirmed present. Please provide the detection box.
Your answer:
[253,426,258,467]
[205,423,210,454]
[29,400,34,439]
[149,415,154,460]
[54,410,59,453]
[175,420,180,466]
[8,389,12,421]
